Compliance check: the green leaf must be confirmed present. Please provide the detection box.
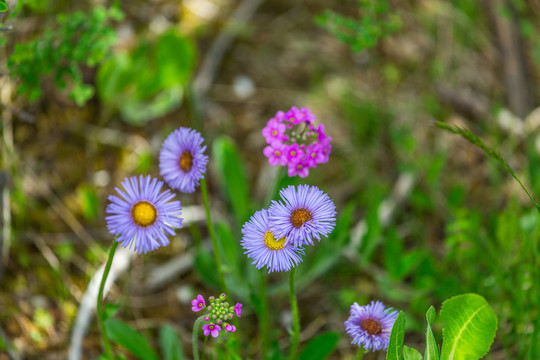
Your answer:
[212,136,250,225]
[298,331,341,360]
[0,0,7,12]
[194,250,219,288]
[403,346,422,360]
[103,302,121,321]
[440,294,497,360]
[159,325,185,360]
[424,306,440,360]
[105,319,159,360]
[387,311,406,360]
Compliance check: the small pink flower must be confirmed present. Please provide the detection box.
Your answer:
[288,162,309,178]
[234,303,243,317]
[262,119,286,143]
[305,143,324,167]
[263,142,287,166]
[204,316,210,321]
[286,143,304,164]
[191,294,205,312]
[202,324,221,337]
[225,324,236,333]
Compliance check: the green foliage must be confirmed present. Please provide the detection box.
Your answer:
[0,0,8,12]
[105,319,159,360]
[316,0,401,53]
[96,29,195,125]
[440,294,497,360]
[159,325,185,360]
[298,331,340,360]
[387,295,497,360]
[7,5,122,105]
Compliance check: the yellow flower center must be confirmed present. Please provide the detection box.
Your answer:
[361,318,382,335]
[311,152,316,158]
[290,151,296,157]
[274,151,281,156]
[272,130,277,136]
[290,208,312,228]
[131,201,157,227]
[263,230,286,250]
[179,151,193,172]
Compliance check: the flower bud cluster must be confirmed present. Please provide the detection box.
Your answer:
[191,293,242,337]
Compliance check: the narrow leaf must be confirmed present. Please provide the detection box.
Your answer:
[440,294,497,360]
[403,346,422,360]
[0,0,7,12]
[299,331,341,360]
[105,319,159,360]
[425,306,439,360]
[159,325,185,360]
[387,311,406,360]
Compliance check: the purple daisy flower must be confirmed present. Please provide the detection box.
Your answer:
[241,209,305,273]
[106,175,183,254]
[269,185,336,247]
[159,127,209,193]
[191,294,206,312]
[202,324,221,337]
[344,301,398,351]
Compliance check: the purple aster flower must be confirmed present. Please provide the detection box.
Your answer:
[106,175,183,254]
[234,303,243,317]
[159,127,209,193]
[225,324,236,333]
[344,301,398,351]
[241,209,305,273]
[191,294,205,312]
[269,185,336,247]
[202,324,221,337]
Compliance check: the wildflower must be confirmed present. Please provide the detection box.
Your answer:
[193,293,242,337]
[105,175,183,254]
[241,209,305,273]
[269,185,336,247]
[225,324,236,333]
[191,294,206,312]
[159,127,209,193]
[262,106,331,178]
[202,324,221,337]
[234,303,242,317]
[344,301,398,351]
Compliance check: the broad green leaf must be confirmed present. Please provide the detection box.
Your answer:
[424,306,439,360]
[387,311,406,360]
[403,346,422,360]
[105,319,159,360]
[159,325,185,360]
[0,0,8,12]
[212,136,250,225]
[299,331,341,360]
[440,294,497,360]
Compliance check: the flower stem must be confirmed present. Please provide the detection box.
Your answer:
[288,268,300,360]
[259,271,269,359]
[192,316,206,360]
[355,346,366,360]
[200,177,228,294]
[97,241,119,359]
[265,165,284,206]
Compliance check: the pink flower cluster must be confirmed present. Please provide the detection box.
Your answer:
[191,293,241,337]
[262,106,331,178]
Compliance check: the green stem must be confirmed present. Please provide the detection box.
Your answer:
[265,165,284,206]
[259,272,269,359]
[97,241,119,359]
[192,316,206,360]
[200,177,228,294]
[288,268,300,360]
[355,346,366,360]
